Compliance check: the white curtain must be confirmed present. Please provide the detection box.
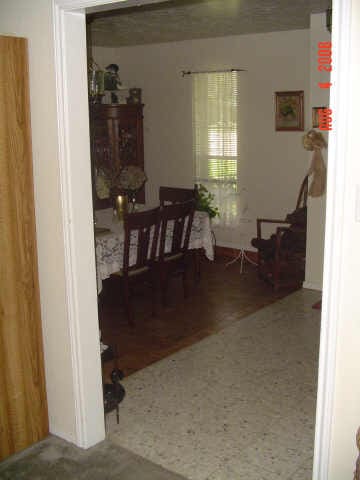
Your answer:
[192,71,245,227]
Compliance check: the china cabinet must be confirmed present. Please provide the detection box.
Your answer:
[89,104,145,208]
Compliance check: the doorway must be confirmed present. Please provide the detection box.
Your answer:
[53,0,351,478]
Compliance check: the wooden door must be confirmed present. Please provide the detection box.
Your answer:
[0,35,48,460]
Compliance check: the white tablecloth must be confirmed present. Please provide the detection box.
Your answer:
[94,207,214,292]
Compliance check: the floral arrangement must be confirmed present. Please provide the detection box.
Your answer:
[95,163,147,202]
[94,128,137,200]
[95,170,111,199]
[118,165,147,193]
[302,129,327,151]
[279,96,297,119]
[195,184,219,219]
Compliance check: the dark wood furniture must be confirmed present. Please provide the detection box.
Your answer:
[159,186,201,280]
[251,176,308,291]
[157,200,195,305]
[111,207,160,326]
[159,186,196,206]
[89,104,145,209]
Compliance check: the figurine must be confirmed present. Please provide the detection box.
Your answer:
[104,63,122,91]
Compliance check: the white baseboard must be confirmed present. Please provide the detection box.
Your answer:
[303,281,323,291]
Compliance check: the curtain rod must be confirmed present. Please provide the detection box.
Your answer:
[182,68,247,76]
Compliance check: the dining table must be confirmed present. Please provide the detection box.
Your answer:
[94,206,214,293]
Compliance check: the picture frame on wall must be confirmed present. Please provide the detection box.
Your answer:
[275,90,304,131]
[312,106,327,128]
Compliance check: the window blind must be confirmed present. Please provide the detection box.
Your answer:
[192,71,242,228]
[193,71,239,184]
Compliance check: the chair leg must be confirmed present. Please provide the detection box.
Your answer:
[194,249,201,283]
[257,254,264,279]
[160,270,169,307]
[151,296,157,316]
[161,282,168,307]
[123,280,134,327]
[150,273,157,317]
[273,260,280,292]
[182,269,189,299]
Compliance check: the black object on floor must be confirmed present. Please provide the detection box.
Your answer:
[103,368,126,424]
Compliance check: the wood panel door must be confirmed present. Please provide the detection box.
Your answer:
[0,35,48,461]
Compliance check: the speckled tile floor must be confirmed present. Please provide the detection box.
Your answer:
[108,288,321,480]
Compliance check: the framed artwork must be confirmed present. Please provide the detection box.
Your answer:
[127,88,142,105]
[275,91,304,131]
[312,106,327,128]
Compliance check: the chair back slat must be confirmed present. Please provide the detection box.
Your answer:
[159,186,196,206]
[159,200,195,260]
[136,227,151,267]
[171,216,186,253]
[295,175,309,209]
[123,207,160,275]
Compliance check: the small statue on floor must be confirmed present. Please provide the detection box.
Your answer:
[103,368,126,424]
[110,368,126,402]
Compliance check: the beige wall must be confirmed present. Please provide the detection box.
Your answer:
[92,29,310,249]
[0,0,77,442]
[304,13,330,291]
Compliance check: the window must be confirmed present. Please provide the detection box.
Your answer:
[192,71,240,227]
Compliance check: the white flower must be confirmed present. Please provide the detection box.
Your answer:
[96,171,110,199]
[118,166,147,192]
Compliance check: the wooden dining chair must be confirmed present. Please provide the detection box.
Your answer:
[159,185,202,280]
[111,207,161,326]
[159,186,196,206]
[157,200,195,306]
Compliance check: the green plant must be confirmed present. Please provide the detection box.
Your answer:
[195,184,219,219]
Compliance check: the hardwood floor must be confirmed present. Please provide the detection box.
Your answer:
[99,255,297,379]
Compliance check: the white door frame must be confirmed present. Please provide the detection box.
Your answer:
[52,0,170,450]
[53,0,351,474]
[52,2,106,448]
[311,1,352,478]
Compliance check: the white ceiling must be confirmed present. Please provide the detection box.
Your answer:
[87,0,330,47]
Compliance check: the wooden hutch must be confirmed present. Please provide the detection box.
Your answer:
[89,103,145,208]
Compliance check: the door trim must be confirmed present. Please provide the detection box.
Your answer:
[53,0,350,471]
[312,0,352,478]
